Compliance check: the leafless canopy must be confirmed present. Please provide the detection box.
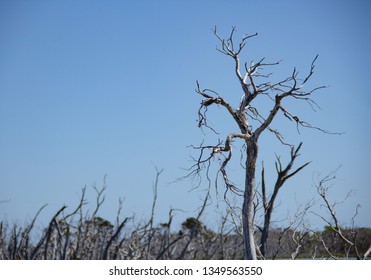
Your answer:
[189,26,336,193]
[185,27,340,260]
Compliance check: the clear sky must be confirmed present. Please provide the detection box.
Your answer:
[0,0,370,230]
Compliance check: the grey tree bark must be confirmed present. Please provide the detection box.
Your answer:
[243,138,258,260]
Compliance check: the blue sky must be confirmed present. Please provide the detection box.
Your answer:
[0,0,370,230]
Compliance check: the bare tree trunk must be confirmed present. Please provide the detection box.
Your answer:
[243,139,258,260]
[260,211,271,257]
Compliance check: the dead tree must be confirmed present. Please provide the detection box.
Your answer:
[259,142,310,257]
[189,27,333,259]
[312,168,369,260]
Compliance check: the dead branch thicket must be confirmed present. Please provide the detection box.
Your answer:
[0,170,242,260]
[0,168,369,260]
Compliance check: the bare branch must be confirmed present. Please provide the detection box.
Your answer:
[64,187,87,220]
[196,81,250,134]
[92,175,108,218]
[213,27,260,105]
[103,217,129,259]
[314,167,355,247]
[280,105,343,135]
[259,143,310,257]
